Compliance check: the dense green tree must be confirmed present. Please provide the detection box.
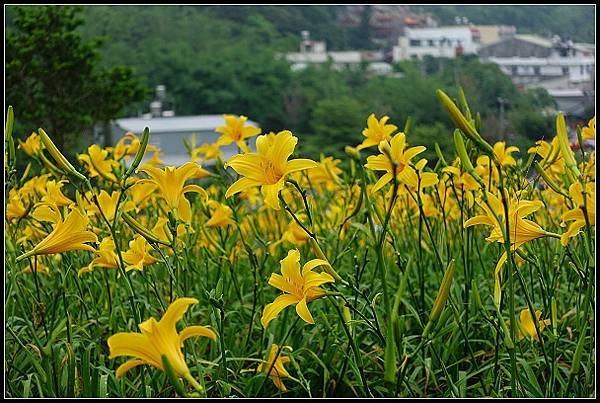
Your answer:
[305,96,367,157]
[408,122,456,165]
[5,5,147,151]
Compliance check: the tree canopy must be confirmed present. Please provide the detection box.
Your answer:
[5,5,147,150]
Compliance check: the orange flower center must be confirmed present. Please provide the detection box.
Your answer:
[262,160,284,184]
[394,161,406,175]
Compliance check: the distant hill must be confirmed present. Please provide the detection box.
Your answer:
[201,5,596,48]
[409,5,595,44]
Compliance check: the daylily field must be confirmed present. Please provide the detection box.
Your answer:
[4,90,596,397]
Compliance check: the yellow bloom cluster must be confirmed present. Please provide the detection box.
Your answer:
[6,108,594,396]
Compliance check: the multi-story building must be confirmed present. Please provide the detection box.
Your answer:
[285,31,393,74]
[392,24,516,61]
[479,35,595,117]
[393,26,478,61]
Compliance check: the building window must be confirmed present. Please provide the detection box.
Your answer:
[533,66,540,75]
[562,66,569,75]
[511,66,518,75]
[427,39,434,47]
[409,39,421,47]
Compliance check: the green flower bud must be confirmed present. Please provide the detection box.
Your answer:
[38,128,87,182]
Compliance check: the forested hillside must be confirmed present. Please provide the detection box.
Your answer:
[7,5,583,161]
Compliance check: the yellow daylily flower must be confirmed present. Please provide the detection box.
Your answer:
[151,217,178,244]
[16,208,98,262]
[41,180,74,207]
[205,201,236,228]
[140,150,165,171]
[305,155,343,192]
[112,132,141,160]
[90,190,131,221]
[225,130,318,210]
[107,297,217,380]
[20,173,51,199]
[78,144,120,182]
[30,203,63,225]
[517,308,551,341]
[78,237,120,276]
[261,249,334,328]
[21,257,51,275]
[493,141,520,166]
[465,192,552,305]
[18,131,43,156]
[581,116,595,140]
[365,132,438,193]
[215,114,261,153]
[6,189,29,221]
[191,142,222,162]
[122,235,159,272]
[560,182,595,246]
[257,344,293,392]
[356,113,397,151]
[139,162,208,222]
[124,180,157,212]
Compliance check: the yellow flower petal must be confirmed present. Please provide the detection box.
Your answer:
[116,359,147,379]
[295,297,314,324]
[261,294,299,328]
[179,325,218,344]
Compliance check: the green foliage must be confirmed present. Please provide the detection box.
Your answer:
[408,122,455,165]
[5,5,147,151]
[6,5,572,166]
[305,96,367,158]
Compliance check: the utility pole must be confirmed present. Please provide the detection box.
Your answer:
[497,96,507,140]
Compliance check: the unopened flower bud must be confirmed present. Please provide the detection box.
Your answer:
[38,128,87,182]
[556,112,581,177]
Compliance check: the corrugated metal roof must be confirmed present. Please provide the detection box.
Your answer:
[115,115,258,134]
[514,34,553,48]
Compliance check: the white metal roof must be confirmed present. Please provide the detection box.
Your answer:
[513,34,553,48]
[115,115,258,134]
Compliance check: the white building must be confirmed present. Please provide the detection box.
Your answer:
[487,55,595,85]
[479,35,595,117]
[111,115,259,167]
[393,26,478,61]
[286,30,393,73]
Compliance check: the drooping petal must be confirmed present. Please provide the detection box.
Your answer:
[301,259,330,275]
[261,294,300,328]
[226,154,266,182]
[464,215,495,228]
[115,359,149,378]
[494,252,508,307]
[261,180,286,210]
[295,297,315,324]
[371,172,393,194]
[107,332,162,369]
[182,184,208,202]
[303,271,335,290]
[176,196,193,223]
[179,325,218,344]
[225,177,262,199]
